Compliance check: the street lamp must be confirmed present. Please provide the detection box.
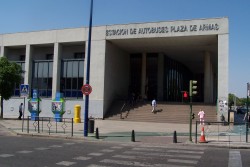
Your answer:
[84,0,94,137]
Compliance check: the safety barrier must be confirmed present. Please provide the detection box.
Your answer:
[27,116,73,136]
[195,121,249,143]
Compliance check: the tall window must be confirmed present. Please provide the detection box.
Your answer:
[32,60,53,97]
[60,59,84,98]
[13,61,25,96]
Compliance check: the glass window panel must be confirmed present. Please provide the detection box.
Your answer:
[42,62,48,78]
[78,78,83,89]
[67,62,73,77]
[72,61,78,77]
[63,62,67,77]
[72,78,77,89]
[48,78,52,89]
[79,61,84,77]
[48,62,53,77]
[66,78,71,89]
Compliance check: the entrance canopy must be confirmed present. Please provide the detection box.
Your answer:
[108,35,218,73]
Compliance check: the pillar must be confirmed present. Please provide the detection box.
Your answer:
[210,62,214,103]
[218,34,229,121]
[52,43,62,99]
[141,53,146,99]
[157,53,164,100]
[24,45,33,85]
[204,51,212,103]
[0,46,4,57]
[0,46,7,57]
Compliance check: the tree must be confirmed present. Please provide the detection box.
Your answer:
[0,57,22,118]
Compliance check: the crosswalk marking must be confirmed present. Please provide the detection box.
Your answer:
[64,143,75,145]
[88,153,104,156]
[111,146,123,149]
[166,150,204,154]
[168,158,198,164]
[0,154,14,158]
[228,150,242,167]
[50,145,62,148]
[35,147,50,150]
[101,149,114,153]
[87,164,110,167]
[56,161,76,166]
[16,150,33,154]
[114,153,201,160]
[101,159,166,167]
[73,156,92,160]
[132,147,204,154]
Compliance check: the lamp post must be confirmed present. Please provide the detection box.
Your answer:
[84,0,93,137]
[246,83,250,142]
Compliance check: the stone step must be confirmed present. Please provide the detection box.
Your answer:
[105,101,217,123]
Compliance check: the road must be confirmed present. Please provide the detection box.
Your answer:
[0,124,250,167]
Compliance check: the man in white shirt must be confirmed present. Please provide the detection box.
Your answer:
[198,109,205,125]
[151,99,157,113]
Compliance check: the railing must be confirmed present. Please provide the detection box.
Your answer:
[27,116,74,137]
[120,102,127,119]
[195,121,249,143]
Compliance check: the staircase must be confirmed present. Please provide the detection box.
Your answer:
[105,101,217,124]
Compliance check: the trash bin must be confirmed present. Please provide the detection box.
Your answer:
[74,105,81,123]
[88,119,95,133]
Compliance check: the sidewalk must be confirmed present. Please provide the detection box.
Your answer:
[0,118,250,148]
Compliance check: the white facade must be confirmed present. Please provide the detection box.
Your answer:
[0,17,229,120]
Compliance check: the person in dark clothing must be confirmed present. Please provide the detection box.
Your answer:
[18,103,23,120]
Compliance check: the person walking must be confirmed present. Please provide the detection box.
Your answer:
[198,109,205,125]
[151,99,157,113]
[243,110,250,127]
[18,103,23,120]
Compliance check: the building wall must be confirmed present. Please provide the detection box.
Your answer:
[104,41,130,116]
[0,18,229,120]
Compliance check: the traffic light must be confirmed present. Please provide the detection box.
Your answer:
[189,80,198,97]
[192,113,195,120]
[183,91,188,98]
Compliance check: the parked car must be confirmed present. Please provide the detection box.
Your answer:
[236,107,248,114]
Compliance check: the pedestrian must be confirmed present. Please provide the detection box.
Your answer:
[18,103,23,120]
[198,109,205,125]
[151,99,157,113]
[243,111,250,125]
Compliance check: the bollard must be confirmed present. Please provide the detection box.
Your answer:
[173,131,177,143]
[131,130,135,142]
[95,127,99,139]
[74,105,81,123]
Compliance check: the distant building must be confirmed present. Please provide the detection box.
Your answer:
[0,17,229,120]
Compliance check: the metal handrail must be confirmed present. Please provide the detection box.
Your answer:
[195,121,249,143]
[27,116,73,136]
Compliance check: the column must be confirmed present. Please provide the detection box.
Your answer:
[204,51,211,103]
[141,53,146,99]
[218,34,229,121]
[24,45,33,85]
[157,53,164,100]
[0,46,4,57]
[52,43,62,99]
[210,63,214,103]
[0,46,7,57]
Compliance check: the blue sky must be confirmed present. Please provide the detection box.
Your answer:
[0,0,250,97]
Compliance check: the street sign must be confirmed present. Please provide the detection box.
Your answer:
[20,84,29,97]
[81,84,92,95]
